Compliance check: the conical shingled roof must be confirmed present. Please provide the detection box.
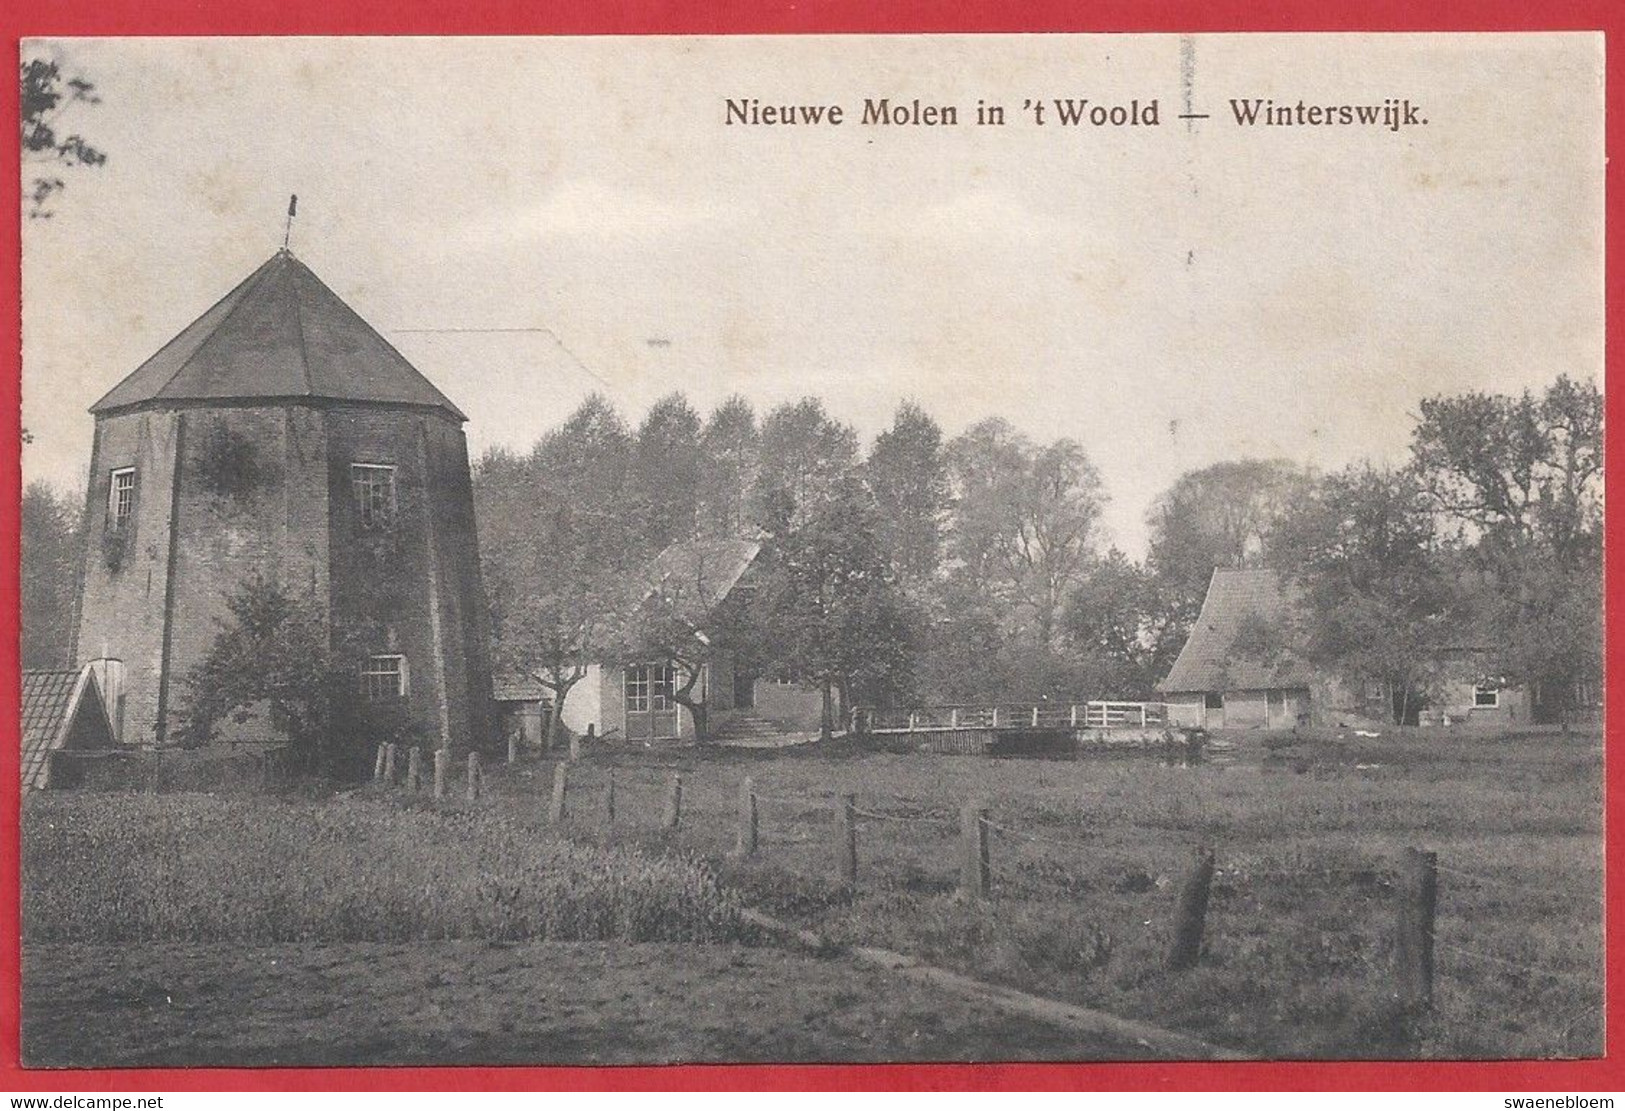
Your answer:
[90,250,466,420]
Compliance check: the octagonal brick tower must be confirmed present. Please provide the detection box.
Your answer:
[74,249,493,757]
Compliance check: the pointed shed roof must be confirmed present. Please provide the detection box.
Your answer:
[21,666,115,790]
[90,251,466,420]
[1156,567,1318,693]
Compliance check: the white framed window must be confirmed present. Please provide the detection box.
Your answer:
[625,663,674,712]
[362,655,409,702]
[1473,683,1500,709]
[350,463,397,528]
[109,467,136,530]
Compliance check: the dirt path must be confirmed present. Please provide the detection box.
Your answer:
[23,940,1145,1066]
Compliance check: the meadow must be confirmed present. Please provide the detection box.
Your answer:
[489,727,1605,1059]
[20,726,1604,1063]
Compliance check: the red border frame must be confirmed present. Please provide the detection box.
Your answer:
[2,0,1619,1092]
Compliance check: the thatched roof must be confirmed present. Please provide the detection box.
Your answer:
[1157,568,1318,693]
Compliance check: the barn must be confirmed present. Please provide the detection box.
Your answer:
[1157,567,1531,730]
[1158,568,1318,730]
[73,248,494,760]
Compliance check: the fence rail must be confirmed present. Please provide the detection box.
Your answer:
[856,701,1168,733]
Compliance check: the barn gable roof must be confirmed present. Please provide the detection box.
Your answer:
[1156,568,1318,693]
[645,537,763,618]
[90,250,466,420]
[493,538,763,701]
[21,666,115,790]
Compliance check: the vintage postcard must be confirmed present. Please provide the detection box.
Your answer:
[17,33,1604,1068]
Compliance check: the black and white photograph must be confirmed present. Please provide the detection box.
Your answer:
[17,33,1605,1067]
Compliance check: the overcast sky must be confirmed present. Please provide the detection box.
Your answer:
[21,34,1604,555]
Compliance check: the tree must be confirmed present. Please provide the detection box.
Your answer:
[1144,458,1310,632]
[1062,549,1177,698]
[476,395,636,750]
[172,575,368,775]
[22,481,81,670]
[21,55,107,219]
[946,419,1105,650]
[697,396,759,539]
[865,401,948,592]
[628,392,702,551]
[757,480,917,737]
[1410,376,1603,718]
[1273,464,1455,725]
[752,398,859,533]
[1411,375,1602,569]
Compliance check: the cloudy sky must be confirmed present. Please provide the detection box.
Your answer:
[21,34,1604,554]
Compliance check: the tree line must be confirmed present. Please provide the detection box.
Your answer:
[21,375,1600,745]
[474,374,1601,736]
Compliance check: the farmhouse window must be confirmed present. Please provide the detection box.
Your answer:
[109,467,136,530]
[350,463,397,528]
[625,663,675,712]
[1473,683,1500,709]
[362,654,409,702]
[1203,692,1223,710]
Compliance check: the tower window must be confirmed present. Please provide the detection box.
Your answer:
[109,467,136,530]
[350,463,397,528]
[361,655,409,702]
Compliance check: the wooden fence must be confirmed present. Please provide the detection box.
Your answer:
[371,742,1596,1023]
[857,701,1168,733]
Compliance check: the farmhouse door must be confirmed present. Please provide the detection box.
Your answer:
[625,662,682,742]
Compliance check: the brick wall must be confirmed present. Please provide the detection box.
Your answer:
[74,409,183,746]
[74,401,492,760]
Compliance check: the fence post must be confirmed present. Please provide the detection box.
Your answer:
[950,708,960,729]
[991,706,999,729]
[663,772,683,830]
[1167,846,1216,970]
[960,802,991,899]
[406,746,422,792]
[433,748,448,799]
[1070,704,1079,728]
[737,776,759,857]
[1032,707,1040,727]
[465,751,482,801]
[604,769,616,825]
[835,794,857,886]
[1395,846,1438,1009]
[373,743,387,781]
[382,743,397,784]
[507,730,519,765]
[548,761,568,823]
[908,710,918,731]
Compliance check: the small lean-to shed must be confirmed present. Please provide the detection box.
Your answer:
[21,665,118,790]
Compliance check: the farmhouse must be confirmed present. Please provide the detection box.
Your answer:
[73,248,494,757]
[496,537,824,747]
[1157,567,1530,730]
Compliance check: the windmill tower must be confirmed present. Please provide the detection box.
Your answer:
[73,248,493,759]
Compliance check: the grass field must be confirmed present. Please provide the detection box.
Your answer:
[21,726,1603,1063]
[480,728,1605,1059]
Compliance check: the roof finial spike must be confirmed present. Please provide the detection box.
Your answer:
[282,194,298,253]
